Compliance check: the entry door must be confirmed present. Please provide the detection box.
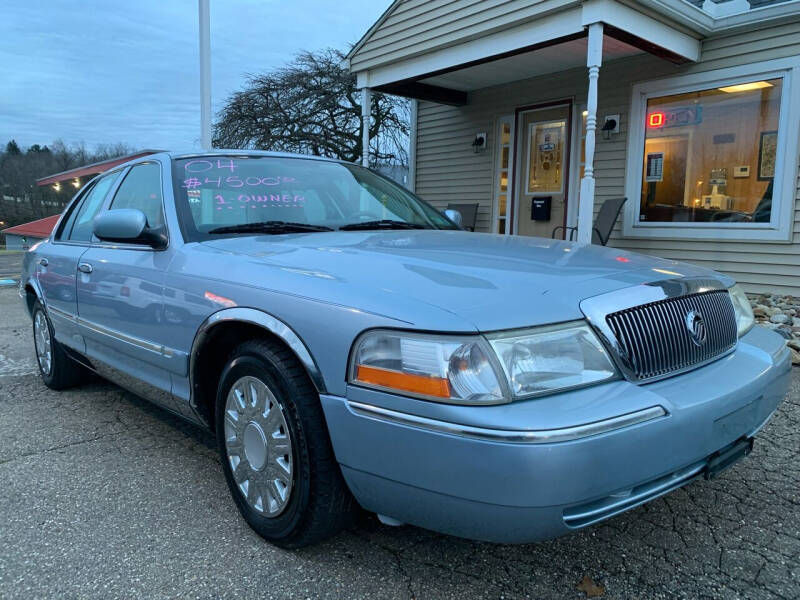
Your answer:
[513,104,571,238]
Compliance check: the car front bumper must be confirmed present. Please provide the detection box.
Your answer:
[320,326,791,543]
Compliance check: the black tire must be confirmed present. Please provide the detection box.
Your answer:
[215,338,358,548]
[32,300,87,390]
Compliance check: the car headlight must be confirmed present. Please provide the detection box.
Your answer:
[487,321,618,398]
[349,330,507,404]
[728,284,754,337]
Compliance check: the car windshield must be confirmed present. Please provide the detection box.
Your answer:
[172,155,457,240]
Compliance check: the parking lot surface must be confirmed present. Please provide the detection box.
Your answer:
[0,251,23,283]
[0,280,798,599]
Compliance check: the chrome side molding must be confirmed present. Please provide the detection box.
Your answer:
[47,305,179,358]
[347,401,667,444]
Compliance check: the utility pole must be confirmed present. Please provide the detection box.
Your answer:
[198,0,212,149]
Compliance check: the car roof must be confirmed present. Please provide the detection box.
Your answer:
[166,149,349,164]
[77,150,356,190]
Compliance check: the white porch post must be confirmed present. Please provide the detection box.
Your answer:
[407,99,418,192]
[577,22,603,244]
[361,87,372,167]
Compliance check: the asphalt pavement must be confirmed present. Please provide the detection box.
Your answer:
[0,274,798,599]
[0,251,24,282]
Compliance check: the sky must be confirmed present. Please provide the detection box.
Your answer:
[0,0,389,152]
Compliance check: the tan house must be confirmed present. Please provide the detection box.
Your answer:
[346,0,800,295]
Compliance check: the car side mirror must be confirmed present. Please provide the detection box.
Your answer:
[93,209,167,249]
[444,209,463,228]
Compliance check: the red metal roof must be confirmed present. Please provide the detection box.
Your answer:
[36,149,163,186]
[1,215,61,238]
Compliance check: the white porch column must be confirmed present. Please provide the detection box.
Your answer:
[361,87,372,167]
[407,100,418,192]
[577,22,603,244]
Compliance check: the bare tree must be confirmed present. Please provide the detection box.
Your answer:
[213,48,409,166]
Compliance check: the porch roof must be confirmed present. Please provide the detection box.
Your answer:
[348,0,700,105]
[346,0,800,105]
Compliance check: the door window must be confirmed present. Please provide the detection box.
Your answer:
[110,163,165,227]
[526,119,566,194]
[61,172,120,242]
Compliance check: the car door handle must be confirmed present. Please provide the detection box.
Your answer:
[78,263,93,274]
[39,258,48,267]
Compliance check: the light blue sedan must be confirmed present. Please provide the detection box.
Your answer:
[20,151,790,548]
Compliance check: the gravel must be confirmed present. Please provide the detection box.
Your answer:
[750,293,800,365]
[0,284,798,599]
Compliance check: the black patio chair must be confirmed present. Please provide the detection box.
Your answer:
[446,202,479,232]
[552,197,626,245]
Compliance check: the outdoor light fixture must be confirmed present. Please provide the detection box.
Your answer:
[472,132,487,153]
[53,182,61,192]
[601,115,619,140]
[719,81,772,93]
[72,178,80,188]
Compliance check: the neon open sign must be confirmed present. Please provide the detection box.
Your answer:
[646,106,703,129]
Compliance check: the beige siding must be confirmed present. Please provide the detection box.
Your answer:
[350,0,575,71]
[414,21,800,294]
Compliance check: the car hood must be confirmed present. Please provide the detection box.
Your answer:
[197,230,731,332]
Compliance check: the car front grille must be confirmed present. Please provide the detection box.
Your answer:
[605,290,738,382]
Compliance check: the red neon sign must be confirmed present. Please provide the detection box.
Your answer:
[647,112,665,128]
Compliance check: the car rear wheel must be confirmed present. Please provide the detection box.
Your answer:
[215,338,358,548]
[32,300,87,390]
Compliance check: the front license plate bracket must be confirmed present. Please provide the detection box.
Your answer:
[704,437,754,480]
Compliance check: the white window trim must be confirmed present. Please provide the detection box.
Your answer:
[623,57,800,242]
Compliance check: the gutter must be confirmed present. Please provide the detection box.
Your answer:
[641,0,800,35]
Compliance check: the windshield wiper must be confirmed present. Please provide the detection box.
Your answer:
[338,220,427,231]
[208,221,334,235]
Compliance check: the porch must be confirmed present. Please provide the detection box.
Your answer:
[348,0,703,244]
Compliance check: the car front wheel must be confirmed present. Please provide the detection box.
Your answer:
[215,338,358,548]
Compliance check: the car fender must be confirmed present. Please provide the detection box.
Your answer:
[21,270,45,314]
[189,306,327,399]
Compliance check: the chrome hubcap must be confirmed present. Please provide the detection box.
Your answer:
[243,422,268,470]
[224,375,293,517]
[34,311,52,376]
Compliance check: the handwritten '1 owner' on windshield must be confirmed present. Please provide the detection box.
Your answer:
[213,193,306,210]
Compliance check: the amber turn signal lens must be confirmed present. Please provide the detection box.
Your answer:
[355,365,451,398]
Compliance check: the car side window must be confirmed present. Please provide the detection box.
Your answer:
[56,182,96,241]
[64,172,120,242]
[109,162,164,227]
